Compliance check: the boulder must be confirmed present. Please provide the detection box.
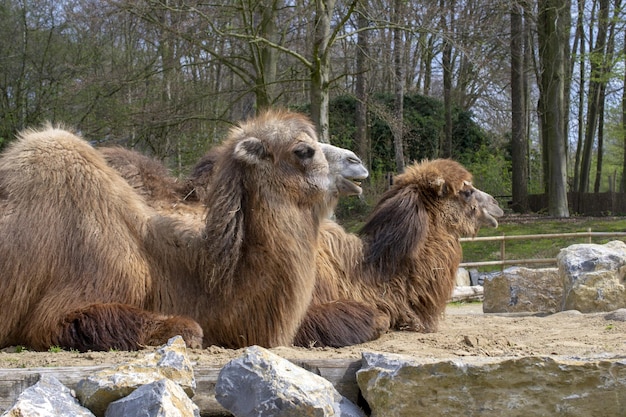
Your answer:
[75,336,196,417]
[215,345,365,417]
[105,379,200,417]
[357,352,626,417]
[455,267,470,286]
[558,240,626,312]
[482,266,561,313]
[1,375,95,417]
[450,285,483,303]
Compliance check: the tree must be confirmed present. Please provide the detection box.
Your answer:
[579,0,609,194]
[537,0,570,217]
[355,6,370,168]
[510,1,529,213]
[392,0,406,172]
[439,0,453,158]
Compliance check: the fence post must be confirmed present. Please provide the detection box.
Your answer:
[588,228,592,244]
[500,233,505,273]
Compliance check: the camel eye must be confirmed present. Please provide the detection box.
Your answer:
[294,145,315,160]
[347,156,362,164]
[461,188,474,199]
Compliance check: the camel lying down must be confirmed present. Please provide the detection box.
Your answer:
[295,159,504,347]
[0,110,330,351]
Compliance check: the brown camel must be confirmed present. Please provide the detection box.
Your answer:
[294,158,504,347]
[0,109,329,351]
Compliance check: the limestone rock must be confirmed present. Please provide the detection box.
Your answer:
[558,240,626,312]
[76,336,196,417]
[482,266,561,313]
[357,352,626,417]
[455,267,470,286]
[450,285,483,303]
[215,345,365,417]
[105,379,199,417]
[1,375,95,417]
[604,308,626,321]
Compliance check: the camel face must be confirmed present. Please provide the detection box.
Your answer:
[230,112,330,203]
[434,168,503,237]
[319,143,369,197]
[462,182,504,228]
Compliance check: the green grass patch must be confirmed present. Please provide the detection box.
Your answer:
[461,217,626,272]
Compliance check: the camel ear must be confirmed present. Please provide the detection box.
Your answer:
[234,137,268,164]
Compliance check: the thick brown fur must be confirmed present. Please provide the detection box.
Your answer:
[293,159,503,347]
[0,110,329,351]
[99,146,197,204]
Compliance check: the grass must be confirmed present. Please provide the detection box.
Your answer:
[461,216,626,272]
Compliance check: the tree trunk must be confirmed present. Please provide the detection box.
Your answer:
[593,0,619,193]
[440,0,453,158]
[537,0,570,217]
[310,0,335,143]
[251,0,279,110]
[392,0,405,172]
[355,9,370,168]
[594,82,606,192]
[572,0,585,192]
[579,0,608,194]
[510,1,528,213]
[621,33,626,193]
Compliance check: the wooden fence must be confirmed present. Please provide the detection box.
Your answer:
[459,230,626,270]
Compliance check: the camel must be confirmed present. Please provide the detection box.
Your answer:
[294,158,504,347]
[0,109,330,351]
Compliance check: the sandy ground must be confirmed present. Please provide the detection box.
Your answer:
[0,302,624,369]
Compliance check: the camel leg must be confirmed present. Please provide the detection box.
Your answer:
[25,303,203,352]
[294,300,390,348]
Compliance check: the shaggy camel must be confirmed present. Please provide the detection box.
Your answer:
[294,159,504,347]
[0,109,330,351]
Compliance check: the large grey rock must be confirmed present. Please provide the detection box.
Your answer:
[76,336,196,417]
[215,345,365,417]
[105,379,199,417]
[483,267,561,313]
[357,352,626,417]
[558,240,626,312]
[1,375,95,417]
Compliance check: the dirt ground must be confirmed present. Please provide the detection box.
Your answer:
[1,302,624,369]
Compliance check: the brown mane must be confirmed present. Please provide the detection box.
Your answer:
[0,110,329,351]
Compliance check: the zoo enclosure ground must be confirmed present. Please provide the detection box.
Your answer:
[1,302,624,369]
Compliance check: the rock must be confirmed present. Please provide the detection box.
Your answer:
[215,345,365,417]
[76,336,196,417]
[1,375,95,417]
[469,268,482,286]
[558,240,626,312]
[105,379,199,417]
[449,285,483,303]
[455,267,470,286]
[604,308,626,321]
[357,352,626,417]
[482,266,561,313]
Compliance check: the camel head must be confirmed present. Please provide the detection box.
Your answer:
[398,159,503,236]
[359,158,503,279]
[220,109,330,205]
[319,143,369,197]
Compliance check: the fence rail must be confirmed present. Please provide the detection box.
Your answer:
[459,230,626,269]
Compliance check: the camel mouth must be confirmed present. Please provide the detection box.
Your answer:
[336,176,364,196]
